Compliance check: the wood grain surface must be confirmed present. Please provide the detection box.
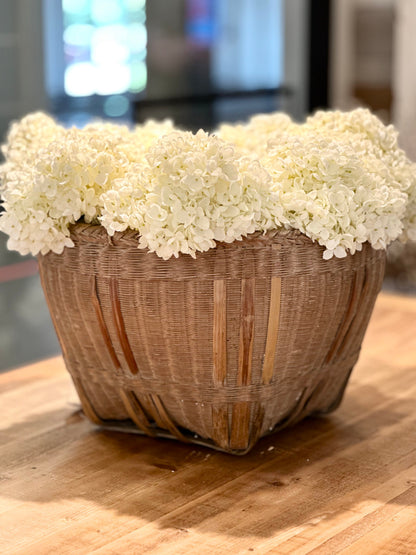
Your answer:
[1,292,415,554]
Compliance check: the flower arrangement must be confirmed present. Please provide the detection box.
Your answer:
[9,109,399,453]
[1,109,415,260]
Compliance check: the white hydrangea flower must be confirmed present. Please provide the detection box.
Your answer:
[0,112,65,193]
[303,108,416,241]
[262,133,407,258]
[217,112,297,157]
[101,129,286,259]
[100,168,147,235]
[133,119,175,146]
[0,115,174,255]
[1,112,65,168]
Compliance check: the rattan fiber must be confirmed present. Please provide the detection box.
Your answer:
[38,223,385,454]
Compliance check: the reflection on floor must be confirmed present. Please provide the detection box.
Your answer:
[1,231,415,373]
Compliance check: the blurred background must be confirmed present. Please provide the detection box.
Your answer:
[0,0,415,371]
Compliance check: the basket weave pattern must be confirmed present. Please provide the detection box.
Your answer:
[38,224,385,454]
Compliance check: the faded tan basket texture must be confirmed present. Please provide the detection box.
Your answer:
[38,223,385,454]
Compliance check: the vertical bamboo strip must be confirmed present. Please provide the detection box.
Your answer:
[211,406,230,450]
[237,278,255,386]
[230,278,256,450]
[91,276,121,370]
[212,279,229,448]
[149,394,189,442]
[110,278,139,375]
[213,279,227,385]
[119,390,155,436]
[262,276,282,385]
[249,404,265,447]
[230,402,252,450]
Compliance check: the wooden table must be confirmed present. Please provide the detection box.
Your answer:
[1,292,416,554]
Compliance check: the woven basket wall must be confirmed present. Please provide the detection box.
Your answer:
[38,223,385,454]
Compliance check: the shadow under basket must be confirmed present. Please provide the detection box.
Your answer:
[38,224,385,454]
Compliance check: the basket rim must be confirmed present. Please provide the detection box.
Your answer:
[69,222,330,251]
[37,222,386,281]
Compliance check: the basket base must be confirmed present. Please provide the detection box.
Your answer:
[93,419,253,455]
[82,382,351,456]
[75,365,354,455]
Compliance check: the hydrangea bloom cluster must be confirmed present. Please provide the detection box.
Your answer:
[0,114,174,255]
[101,130,287,258]
[262,134,407,259]
[217,112,296,158]
[302,109,416,244]
[0,109,415,260]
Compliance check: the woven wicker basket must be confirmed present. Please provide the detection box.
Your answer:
[38,223,385,454]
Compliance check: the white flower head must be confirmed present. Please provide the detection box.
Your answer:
[262,132,407,258]
[217,111,298,158]
[112,129,286,259]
